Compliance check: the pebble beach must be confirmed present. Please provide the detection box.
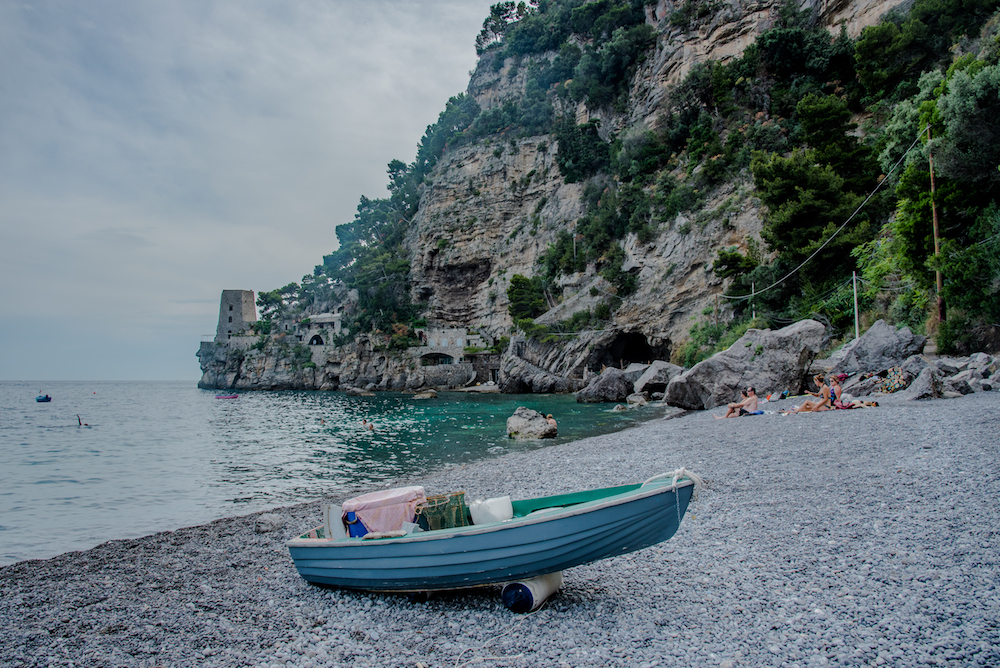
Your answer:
[2,390,998,668]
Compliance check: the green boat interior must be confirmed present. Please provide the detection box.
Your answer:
[296,482,660,540]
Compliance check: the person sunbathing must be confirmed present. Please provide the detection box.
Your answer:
[786,374,831,413]
[715,386,759,418]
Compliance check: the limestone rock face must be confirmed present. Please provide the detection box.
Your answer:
[506,406,557,439]
[575,368,638,403]
[196,335,474,392]
[498,351,576,394]
[665,320,825,410]
[199,0,913,393]
[634,360,685,394]
[827,320,926,377]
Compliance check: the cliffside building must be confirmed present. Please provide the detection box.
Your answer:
[216,290,258,341]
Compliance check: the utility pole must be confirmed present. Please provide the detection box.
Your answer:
[853,271,860,341]
[928,126,946,323]
[751,282,755,321]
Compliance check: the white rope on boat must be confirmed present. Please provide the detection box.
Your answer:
[642,467,704,500]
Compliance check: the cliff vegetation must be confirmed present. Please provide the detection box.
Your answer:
[205,0,1000,391]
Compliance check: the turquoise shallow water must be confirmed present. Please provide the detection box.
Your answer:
[0,381,655,565]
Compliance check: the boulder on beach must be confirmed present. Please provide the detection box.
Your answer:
[626,392,648,406]
[897,366,944,400]
[506,406,557,439]
[827,320,926,377]
[664,320,825,410]
[499,353,576,394]
[575,367,635,403]
[633,360,684,395]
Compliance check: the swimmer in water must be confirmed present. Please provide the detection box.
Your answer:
[76,415,89,426]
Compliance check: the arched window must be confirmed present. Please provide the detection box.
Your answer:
[309,334,324,345]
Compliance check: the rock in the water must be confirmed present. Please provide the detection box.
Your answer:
[575,367,636,403]
[634,360,684,395]
[665,320,825,410]
[506,406,557,439]
[345,386,376,397]
[612,404,628,412]
[898,366,943,401]
[827,320,926,377]
[626,393,648,405]
[413,388,438,399]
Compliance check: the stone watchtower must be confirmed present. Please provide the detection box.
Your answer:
[216,290,258,341]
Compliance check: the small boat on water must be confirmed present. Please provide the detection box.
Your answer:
[287,469,700,593]
[214,394,239,399]
[35,394,52,403]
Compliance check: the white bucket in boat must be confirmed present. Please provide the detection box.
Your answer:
[469,496,513,524]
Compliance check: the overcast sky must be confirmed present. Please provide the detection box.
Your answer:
[0,0,495,381]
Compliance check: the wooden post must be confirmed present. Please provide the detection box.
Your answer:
[927,126,946,323]
[853,271,860,341]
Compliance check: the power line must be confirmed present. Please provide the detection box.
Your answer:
[721,125,930,303]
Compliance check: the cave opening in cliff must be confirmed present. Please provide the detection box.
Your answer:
[595,332,668,369]
[309,334,324,345]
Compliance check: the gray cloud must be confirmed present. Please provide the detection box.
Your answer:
[0,0,494,379]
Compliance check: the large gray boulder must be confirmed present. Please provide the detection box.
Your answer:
[897,366,944,401]
[634,360,685,395]
[499,353,576,394]
[900,354,931,378]
[575,367,636,403]
[664,320,825,410]
[506,407,557,439]
[827,320,926,377]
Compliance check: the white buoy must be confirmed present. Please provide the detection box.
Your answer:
[501,571,563,613]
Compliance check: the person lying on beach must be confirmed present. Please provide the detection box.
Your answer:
[783,375,831,414]
[715,387,759,418]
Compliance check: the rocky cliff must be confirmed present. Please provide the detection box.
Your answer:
[199,0,907,392]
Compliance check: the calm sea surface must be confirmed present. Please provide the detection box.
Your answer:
[0,381,655,565]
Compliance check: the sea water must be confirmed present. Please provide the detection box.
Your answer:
[0,381,655,565]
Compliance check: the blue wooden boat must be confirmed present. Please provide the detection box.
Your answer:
[35,394,52,402]
[287,469,700,592]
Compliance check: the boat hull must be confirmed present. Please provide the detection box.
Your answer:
[288,480,694,592]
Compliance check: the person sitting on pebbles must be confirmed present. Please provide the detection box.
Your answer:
[715,386,759,418]
[784,374,831,414]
